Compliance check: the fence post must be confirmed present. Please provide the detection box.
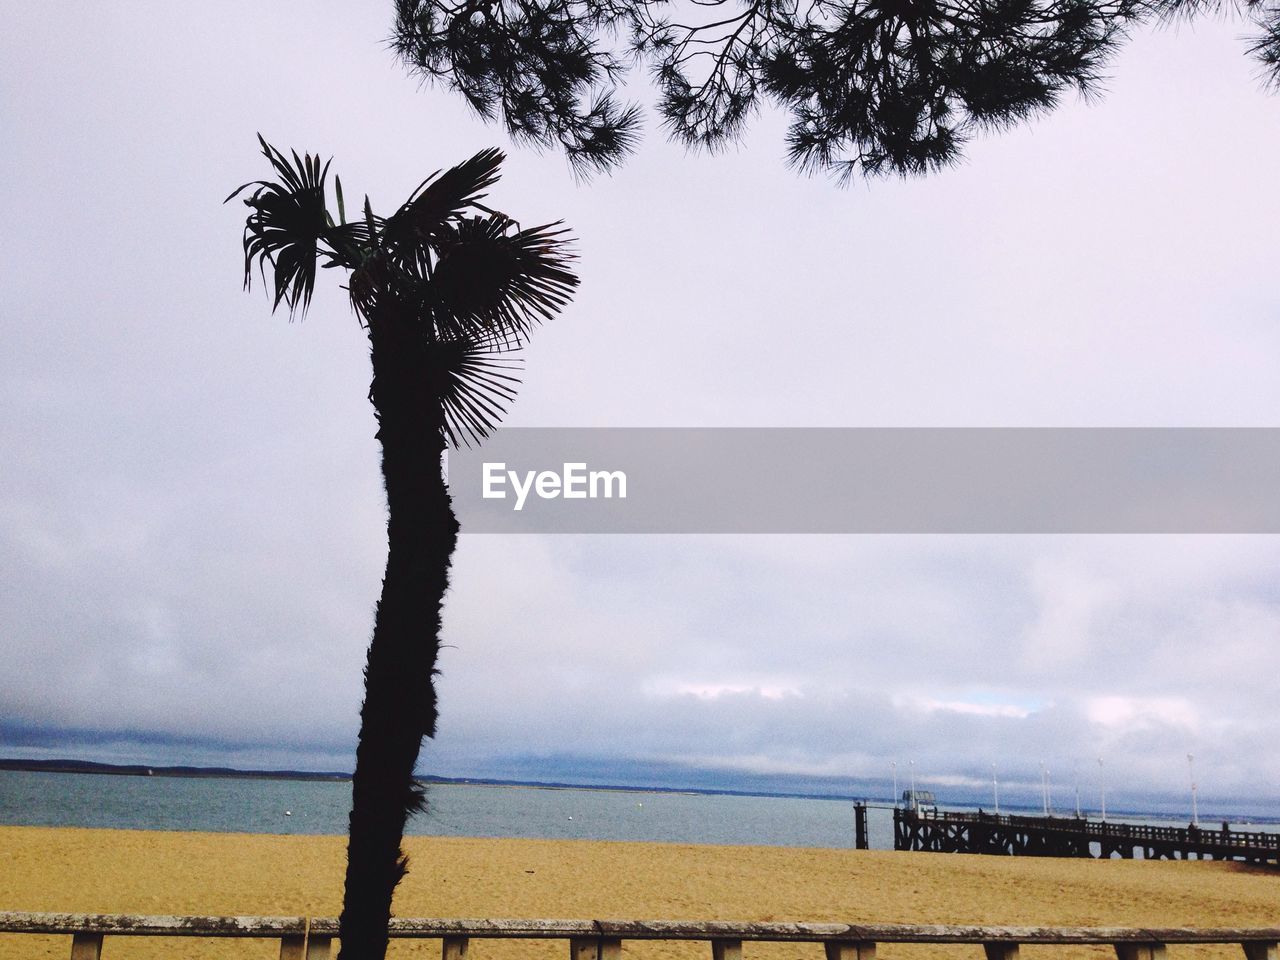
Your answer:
[985,944,1020,960]
[1243,944,1278,960]
[281,935,306,960]
[825,942,876,960]
[1116,944,1167,960]
[713,939,743,960]
[443,936,469,960]
[70,933,102,960]
[571,937,622,960]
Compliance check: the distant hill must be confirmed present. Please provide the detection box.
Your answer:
[0,758,350,781]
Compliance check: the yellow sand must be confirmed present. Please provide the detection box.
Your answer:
[1,828,1276,960]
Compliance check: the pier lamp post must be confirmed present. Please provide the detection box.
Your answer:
[909,760,917,812]
[1039,761,1048,816]
[1188,754,1199,827]
[1098,757,1106,822]
[891,760,898,804]
[992,764,1000,814]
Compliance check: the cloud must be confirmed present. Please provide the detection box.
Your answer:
[3,7,1280,814]
[1085,696,1198,732]
[643,680,804,700]
[897,696,1039,720]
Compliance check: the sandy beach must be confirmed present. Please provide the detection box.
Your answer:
[1,827,1275,960]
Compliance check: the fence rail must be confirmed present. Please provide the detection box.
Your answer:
[2,913,1279,960]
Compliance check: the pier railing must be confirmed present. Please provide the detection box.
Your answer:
[935,812,1280,851]
[894,808,1280,862]
[2,913,1278,960]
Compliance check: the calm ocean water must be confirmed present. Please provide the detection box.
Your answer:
[0,770,886,847]
[1,770,1275,850]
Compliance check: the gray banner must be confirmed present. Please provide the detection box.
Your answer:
[447,428,1280,533]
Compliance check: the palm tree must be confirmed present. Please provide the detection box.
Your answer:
[228,137,578,960]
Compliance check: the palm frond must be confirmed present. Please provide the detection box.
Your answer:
[335,175,348,225]
[425,216,579,348]
[380,148,506,258]
[432,340,525,449]
[226,134,334,317]
[230,139,574,446]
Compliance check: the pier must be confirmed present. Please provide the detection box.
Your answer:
[893,808,1280,864]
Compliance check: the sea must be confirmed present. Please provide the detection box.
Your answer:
[1,770,1276,851]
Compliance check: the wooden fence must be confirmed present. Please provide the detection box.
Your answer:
[1,913,1278,960]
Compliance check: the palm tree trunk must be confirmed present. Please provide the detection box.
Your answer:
[338,312,458,960]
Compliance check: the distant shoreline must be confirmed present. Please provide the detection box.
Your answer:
[0,758,351,782]
[0,758,862,802]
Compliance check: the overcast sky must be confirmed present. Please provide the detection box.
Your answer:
[3,3,1280,815]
